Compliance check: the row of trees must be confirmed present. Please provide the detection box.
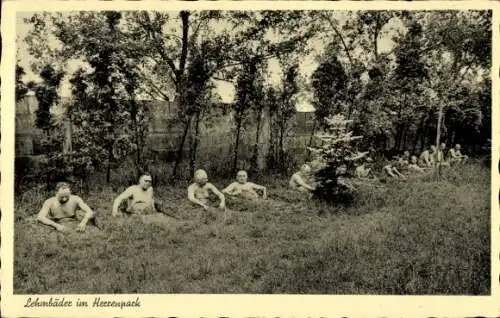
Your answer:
[16,10,491,187]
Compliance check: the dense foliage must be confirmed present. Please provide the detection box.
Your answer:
[18,10,491,188]
[308,114,365,204]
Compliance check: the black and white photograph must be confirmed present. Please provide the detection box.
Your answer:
[1,1,498,316]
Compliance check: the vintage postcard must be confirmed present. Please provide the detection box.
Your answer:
[1,0,499,317]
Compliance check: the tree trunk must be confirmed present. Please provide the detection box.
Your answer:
[435,104,444,181]
[63,119,72,154]
[172,116,192,180]
[189,112,201,178]
[233,115,243,172]
[374,13,380,60]
[413,114,425,154]
[400,122,408,151]
[394,123,402,152]
[130,100,142,179]
[307,119,318,159]
[394,95,404,151]
[251,108,264,172]
[106,147,112,184]
[267,113,277,169]
[278,119,286,171]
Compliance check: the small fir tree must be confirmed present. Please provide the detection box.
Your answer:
[308,114,366,205]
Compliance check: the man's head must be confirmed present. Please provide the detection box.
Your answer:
[236,170,248,184]
[455,144,461,150]
[403,151,410,159]
[55,182,71,204]
[300,164,311,175]
[138,174,152,190]
[194,169,208,186]
[440,143,446,150]
[411,155,418,164]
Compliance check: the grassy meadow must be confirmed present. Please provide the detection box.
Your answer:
[14,161,490,294]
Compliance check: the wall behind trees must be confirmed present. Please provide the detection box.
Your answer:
[15,94,315,178]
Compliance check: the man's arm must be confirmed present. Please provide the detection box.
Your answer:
[208,183,226,208]
[392,167,406,178]
[222,182,238,195]
[188,184,208,209]
[149,188,157,212]
[422,152,430,166]
[292,174,314,191]
[384,165,396,178]
[75,196,95,232]
[76,196,95,220]
[249,182,267,198]
[112,187,132,216]
[36,199,64,231]
[449,149,457,159]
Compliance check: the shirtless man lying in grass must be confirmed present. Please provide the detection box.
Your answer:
[37,182,97,233]
[383,159,406,180]
[222,170,267,200]
[449,144,468,165]
[188,169,226,211]
[408,155,426,173]
[289,164,315,198]
[112,174,157,216]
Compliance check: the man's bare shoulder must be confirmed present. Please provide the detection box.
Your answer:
[69,194,83,201]
[42,197,57,206]
[124,185,141,193]
[291,172,300,178]
[71,194,92,204]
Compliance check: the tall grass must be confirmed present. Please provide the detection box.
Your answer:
[14,163,490,294]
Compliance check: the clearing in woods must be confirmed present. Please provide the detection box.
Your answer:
[14,163,490,294]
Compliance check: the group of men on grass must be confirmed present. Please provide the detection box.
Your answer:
[35,143,468,233]
[380,143,468,180]
[287,143,468,194]
[36,169,267,232]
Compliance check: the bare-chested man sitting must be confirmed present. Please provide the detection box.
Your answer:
[112,174,156,216]
[408,155,426,173]
[37,182,96,232]
[289,164,315,193]
[188,169,225,210]
[437,143,450,167]
[355,157,373,179]
[222,170,267,200]
[399,151,410,165]
[419,145,436,167]
[449,144,468,164]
